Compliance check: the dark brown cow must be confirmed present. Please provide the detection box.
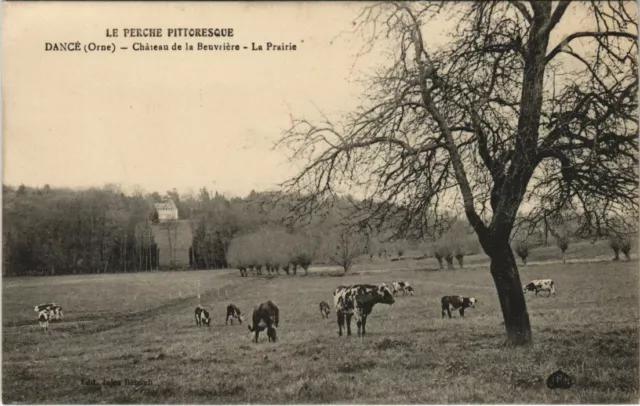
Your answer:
[441,296,477,318]
[319,301,331,319]
[248,300,279,343]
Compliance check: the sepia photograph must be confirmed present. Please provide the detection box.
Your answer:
[2,1,639,403]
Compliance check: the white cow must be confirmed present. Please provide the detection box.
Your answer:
[392,281,415,296]
[523,279,556,297]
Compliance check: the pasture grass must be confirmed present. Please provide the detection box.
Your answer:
[3,256,638,403]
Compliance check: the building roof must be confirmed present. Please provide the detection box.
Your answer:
[154,199,177,210]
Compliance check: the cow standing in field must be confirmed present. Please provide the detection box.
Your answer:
[194,305,211,327]
[226,304,245,325]
[37,309,51,332]
[523,279,556,297]
[319,301,331,319]
[34,303,63,321]
[441,296,477,318]
[392,281,415,296]
[333,283,395,337]
[248,300,279,343]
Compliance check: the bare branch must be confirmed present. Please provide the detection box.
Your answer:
[508,1,532,23]
[546,31,638,64]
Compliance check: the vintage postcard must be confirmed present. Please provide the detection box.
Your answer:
[2,1,638,404]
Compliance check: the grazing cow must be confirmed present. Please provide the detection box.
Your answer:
[34,303,63,321]
[194,305,211,327]
[226,304,244,325]
[38,309,51,332]
[248,300,279,343]
[319,301,331,319]
[392,281,415,296]
[333,283,395,337]
[523,279,556,297]
[441,296,477,318]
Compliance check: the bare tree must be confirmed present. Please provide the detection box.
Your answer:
[326,229,366,273]
[556,234,570,264]
[608,212,637,261]
[437,219,480,268]
[609,235,632,261]
[277,2,638,345]
[546,216,572,263]
[513,240,530,265]
[433,247,444,270]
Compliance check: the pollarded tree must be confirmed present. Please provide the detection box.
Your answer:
[290,229,322,275]
[607,211,637,261]
[433,247,444,270]
[227,234,250,277]
[434,243,454,270]
[278,2,638,345]
[556,234,570,264]
[513,240,530,266]
[438,219,480,268]
[325,228,367,273]
[545,216,573,264]
[609,235,632,261]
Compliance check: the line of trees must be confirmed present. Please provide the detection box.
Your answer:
[2,184,282,276]
[510,213,636,266]
[4,182,636,278]
[430,220,482,270]
[227,227,321,276]
[3,184,400,276]
[3,184,160,276]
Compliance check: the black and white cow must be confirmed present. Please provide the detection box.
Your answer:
[194,305,211,327]
[392,281,415,296]
[248,300,279,343]
[441,296,477,318]
[319,301,331,319]
[523,279,556,297]
[37,309,51,332]
[333,283,395,337]
[226,304,244,325]
[34,303,63,321]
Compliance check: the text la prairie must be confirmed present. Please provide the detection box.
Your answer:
[250,42,296,51]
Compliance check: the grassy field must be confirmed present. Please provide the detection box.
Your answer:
[3,244,639,403]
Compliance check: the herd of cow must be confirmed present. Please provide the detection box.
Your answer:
[199,277,554,342]
[33,277,556,341]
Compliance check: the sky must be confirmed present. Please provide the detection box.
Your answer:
[2,1,626,200]
[3,2,386,197]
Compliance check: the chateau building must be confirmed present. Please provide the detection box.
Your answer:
[154,199,179,222]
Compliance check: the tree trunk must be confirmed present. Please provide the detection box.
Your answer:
[435,255,443,270]
[488,240,532,346]
[103,254,110,274]
[445,255,454,270]
[455,255,464,268]
[124,233,127,273]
